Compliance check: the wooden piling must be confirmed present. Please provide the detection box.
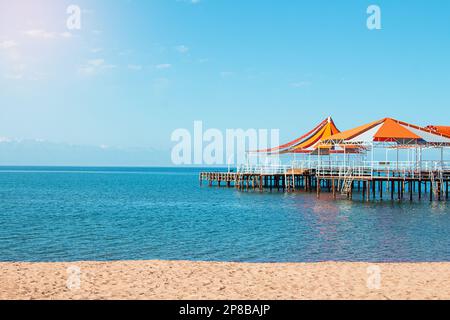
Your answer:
[317,179,321,198]
[379,180,383,199]
[198,167,449,204]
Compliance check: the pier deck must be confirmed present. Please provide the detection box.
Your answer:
[200,166,450,201]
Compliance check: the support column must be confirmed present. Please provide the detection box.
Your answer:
[380,180,383,200]
[418,181,422,200]
[362,181,366,200]
[409,181,413,201]
[391,181,394,200]
[372,180,376,199]
[446,181,449,201]
[366,181,370,201]
[332,178,336,199]
[430,182,433,202]
[317,179,321,198]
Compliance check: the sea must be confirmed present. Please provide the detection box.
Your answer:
[0,166,449,262]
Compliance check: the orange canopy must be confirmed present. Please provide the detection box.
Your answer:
[288,117,340,153]
[322,119,382,142]
[373,118,421,141]
[253,117,341,154]
[324,118,450,145]
[426,126,450,137]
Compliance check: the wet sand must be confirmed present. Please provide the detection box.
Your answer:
[1,261,450,300]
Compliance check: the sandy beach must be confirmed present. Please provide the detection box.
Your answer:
[1,260,450,300]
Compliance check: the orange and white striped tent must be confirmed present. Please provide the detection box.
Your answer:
[323,118,450,146]
[254,117,361,154]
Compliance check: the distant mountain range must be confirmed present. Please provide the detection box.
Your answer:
[0,139,170,166]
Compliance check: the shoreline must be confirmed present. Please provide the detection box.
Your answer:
[2,260,450,300]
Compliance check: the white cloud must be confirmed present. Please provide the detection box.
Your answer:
[178,0,201,4]
[102,64,117,70]
[4,74,23,80]
[23,29,73,40]
[24,29,56,39]
[78,66,96,76]
[220,71,234,78]
[175,45,189,53]
[90,48,103,53]
[291,81,311,88]
[88,59,105,67]
[0,40,18,49]
[128,64,143,71]
[118,49,134,56]
[3,63,26,80]
[155,63,172,70]
[78,59,116,76]
[27,72,47,81]
[60,32,73,38]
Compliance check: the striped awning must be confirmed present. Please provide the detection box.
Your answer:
[253,117,346,154]
[323,118,450,146]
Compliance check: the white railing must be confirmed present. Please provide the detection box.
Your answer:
[237,164,292,175]
[291,160,319,170]
[316,164,373,178]
[236,160,450,177]
[363,160,450,171]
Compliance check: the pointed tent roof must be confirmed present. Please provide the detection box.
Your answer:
[253,117,341,154]
[323,118,450,146]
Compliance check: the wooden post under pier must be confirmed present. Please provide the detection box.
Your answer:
[198,169,450,203]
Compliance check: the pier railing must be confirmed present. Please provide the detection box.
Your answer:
[237,164,293,175]
[316,164,373,179]
[237,160,450,179]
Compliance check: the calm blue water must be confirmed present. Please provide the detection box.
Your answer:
[0,166,449,262]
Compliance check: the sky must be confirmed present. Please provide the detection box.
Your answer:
[0,0,450,165]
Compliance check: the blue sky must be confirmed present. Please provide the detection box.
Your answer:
[0,0,450,165]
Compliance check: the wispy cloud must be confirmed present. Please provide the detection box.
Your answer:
[0,40,18,49]
[175,45,189,54]
[4,74,23,80]
[291,81,311,88]
[0,42,28,80]
[3,65,46,82]
[23,29,72,40]
[155,63,172,70]
[118,49,134,56]
[3,63,26,81]
[128,64,143,71]
[60,32,73,39]
[178,0,201,4]
[90,48,103,53]
[78,59,116,76]
[220,71,234,78]
[0,137,12,143]
[88,59,105,67]
[24,29,55,39]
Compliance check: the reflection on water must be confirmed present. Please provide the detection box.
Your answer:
[0,166,449,262]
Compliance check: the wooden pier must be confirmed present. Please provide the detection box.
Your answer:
[200,165,450,202]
